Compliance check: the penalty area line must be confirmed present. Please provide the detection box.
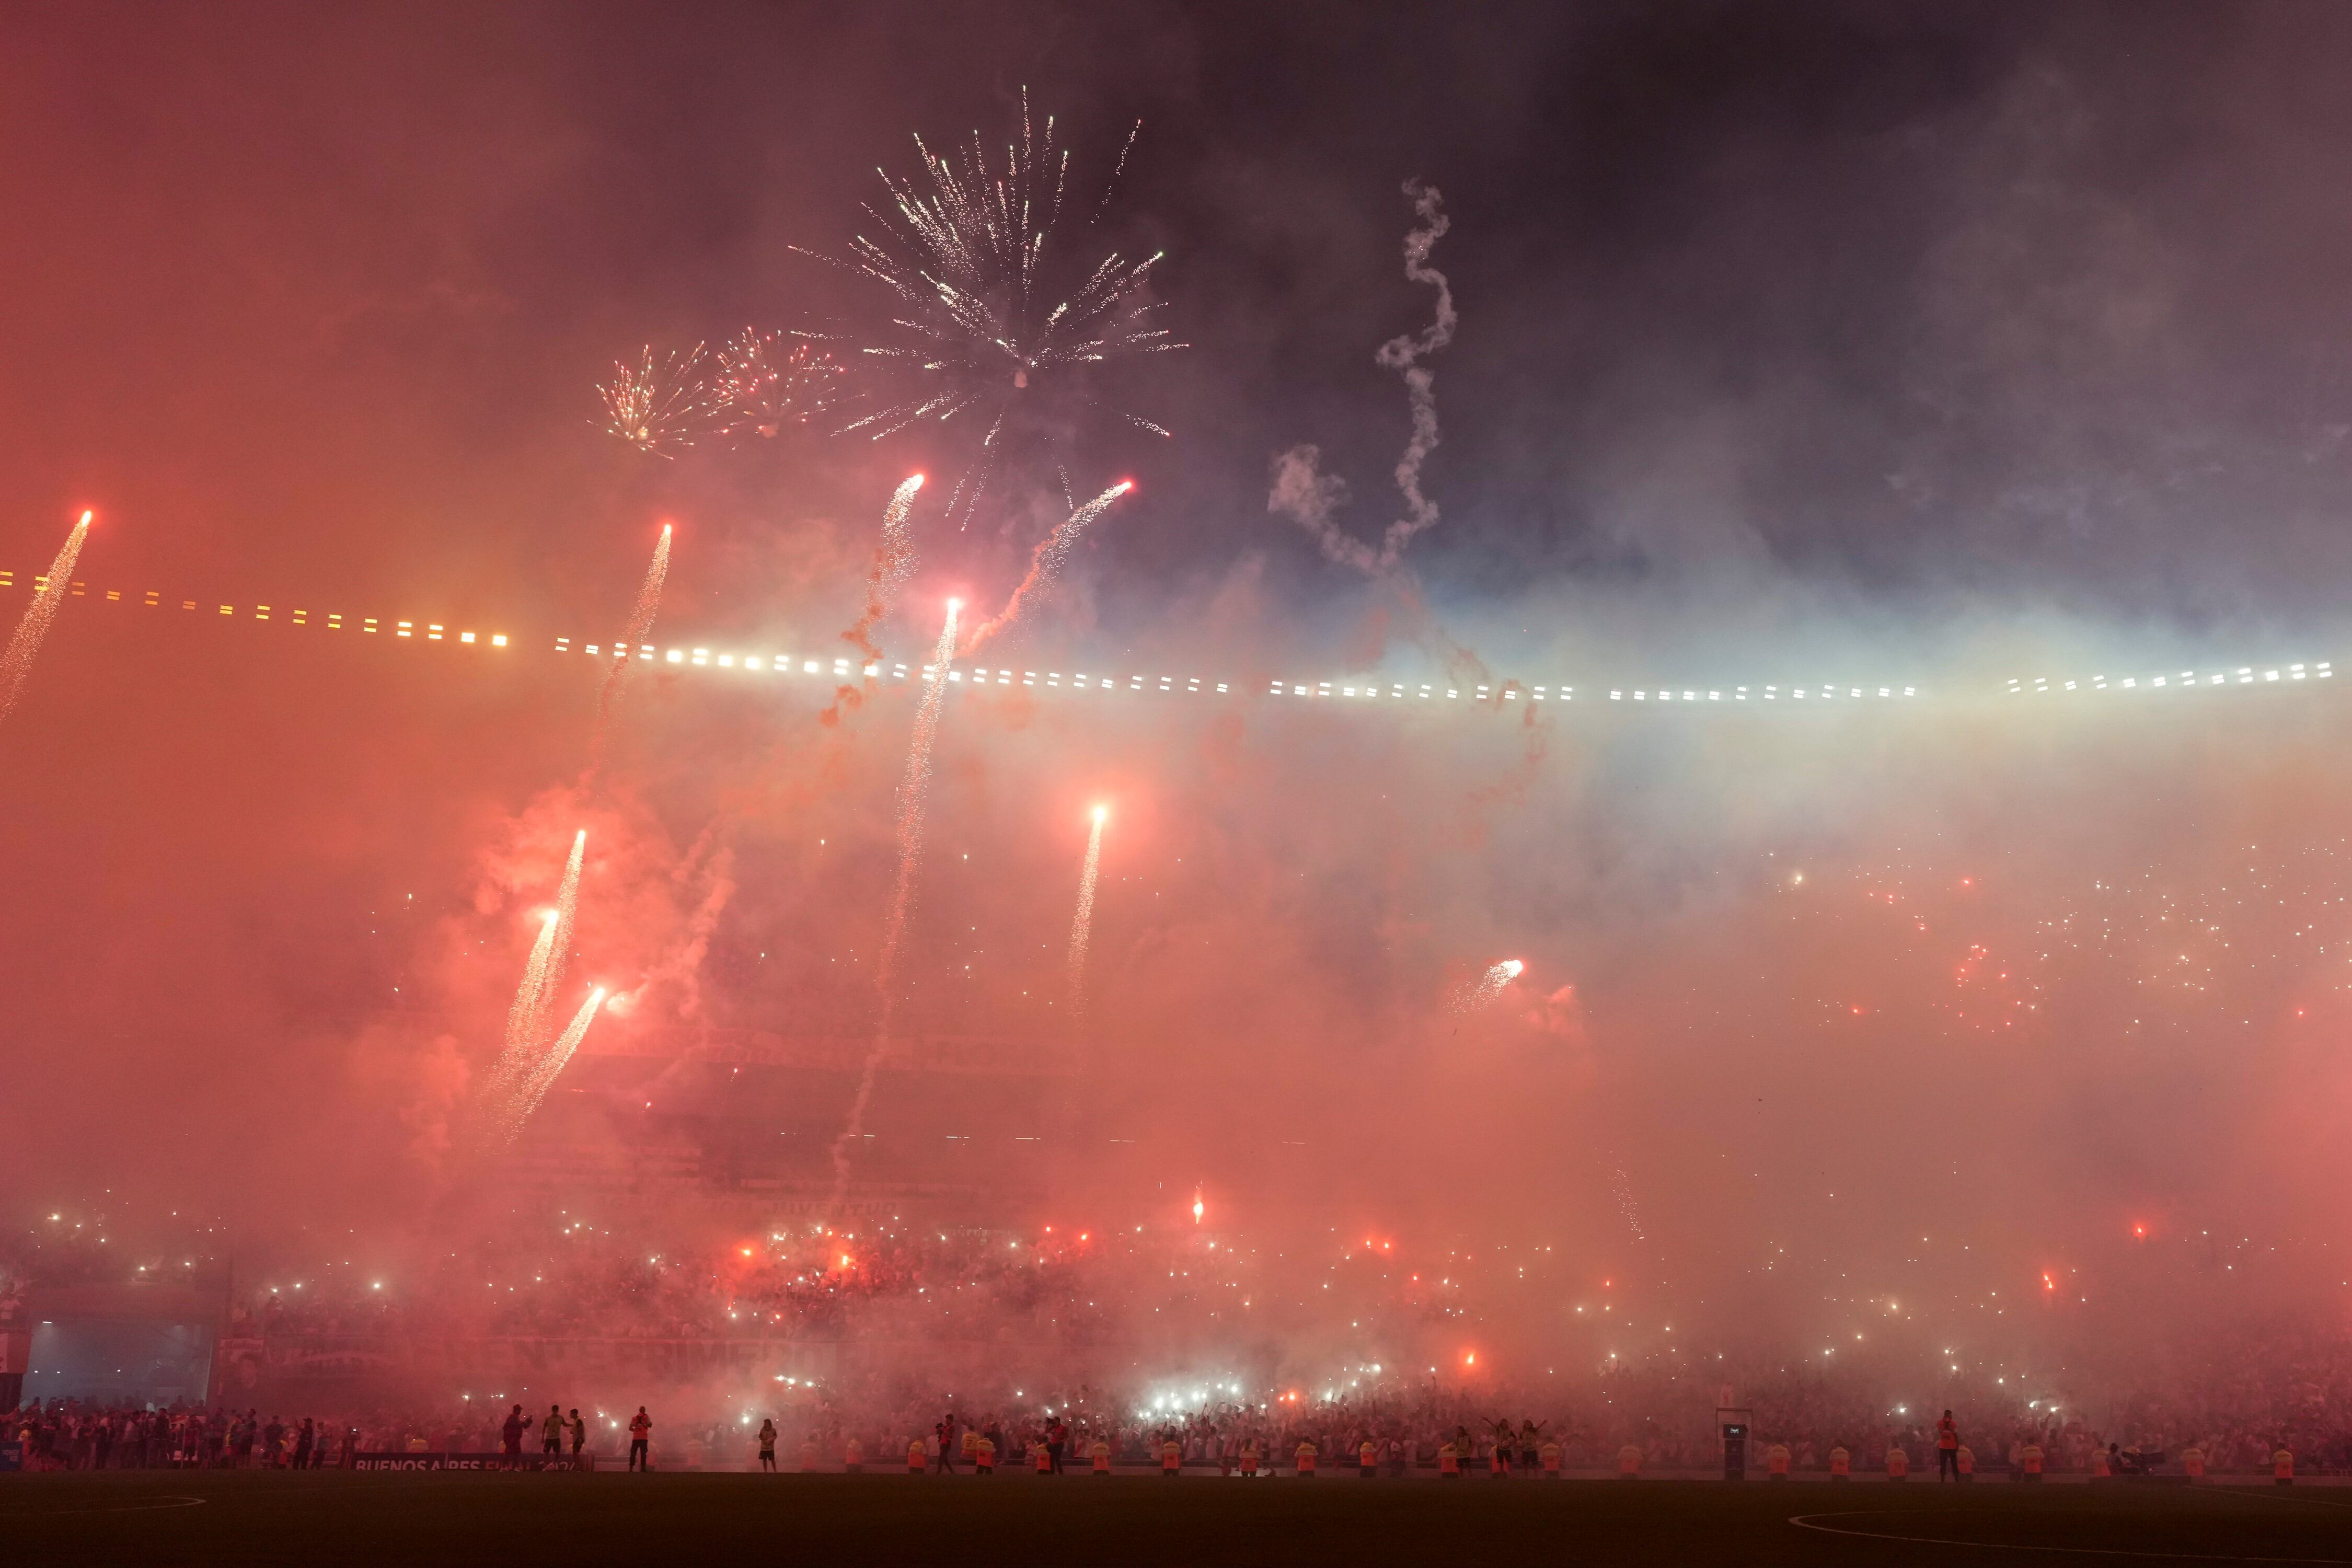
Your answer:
[1788,1510,2351,1563]
[0,1494,208,1517]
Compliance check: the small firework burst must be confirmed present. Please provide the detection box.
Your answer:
[596,344,725,456]
[713,328,847,439]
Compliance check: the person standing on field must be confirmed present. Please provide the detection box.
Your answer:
[1938,1411,1961,1482]
[758,1419,778,1472]
[628,1407,652,1472]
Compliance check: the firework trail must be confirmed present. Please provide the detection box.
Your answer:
[840,474,926,662]
[1067,805,1107,1019]
[482,831,587,1105]
[1269,181,1455,572]
[797,91,1183,526]
[959,481,1132,655]
[501,987,607,1139]
[597,345,726,456]
[829,599,961,1205]
[592,525,671,758]
[0,510,93,726]
[1452,958,1524,1012]
[484,911,561,1100]
[1611,1165,1648,1243]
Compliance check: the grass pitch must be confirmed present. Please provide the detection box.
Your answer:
[3,1470,2347,1565]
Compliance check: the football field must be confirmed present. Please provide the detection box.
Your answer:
[5,1471,2350,1566]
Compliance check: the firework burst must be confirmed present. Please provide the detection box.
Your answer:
[712,328,847,438]
[801,91,1183,526]
[597,345,724,456]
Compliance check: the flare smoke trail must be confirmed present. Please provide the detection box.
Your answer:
[828,601,961,1204]
[1453,958,1524,1012]
[1267,182,1455,572]
[502,987,607,1139]
[482,831,586,1105]
[1066,806,1106,1019]
[592,525,671,754]
[959,481,1133,655]
[0,510,93,725]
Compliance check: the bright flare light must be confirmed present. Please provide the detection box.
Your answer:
[0,509,97,725]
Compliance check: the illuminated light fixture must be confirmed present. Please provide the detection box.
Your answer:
[743,655,759,670]
[1475,685,1491,699]
[491,634,507,647]
[2121,677,2135,688]
[2064,681,2077,690]
[1216,683,1228,693]
[2153,676,2167,686]
[1610,690,1621,701]
[804,660,820,674]
[104,589,119,602]
[395,621,413,638]
[691,649,709,664]
[1447,688,1459,699]
[143,592,158,605]
[218,604,233,616]
[666,649,683,663]
[867,664,881,678]
[2265,670,2279,681]
[585,643,599,655]
[949,670,963,682]
[894,664,908,678]
[460,631,476,644]
[290,609,305,623]
[1736,687,1748,700]
[427,624,443,640]
[717,654,733,667]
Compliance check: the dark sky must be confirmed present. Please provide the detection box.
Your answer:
[6,1,2352,1353]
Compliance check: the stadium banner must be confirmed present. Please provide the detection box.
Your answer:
[353,1452,596,1473]
[0,1441,22,1473]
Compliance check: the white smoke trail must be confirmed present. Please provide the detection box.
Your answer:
[592,525,671,755]
[503,987,607,1139]
[1373,179,1455,563]
[0,511,94,725]
[529,830,588,1048]
[1067,807,1106,1018]
[959,482,1132,655]
[1268,181,1455,573]
[829,601,962,1202]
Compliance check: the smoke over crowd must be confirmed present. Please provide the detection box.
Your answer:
[7,1,2352,1474]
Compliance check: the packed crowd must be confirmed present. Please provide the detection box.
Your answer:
[11,1206,2352,1477]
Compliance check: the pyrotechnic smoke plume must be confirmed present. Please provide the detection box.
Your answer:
[1269,181,1455,572]
[592,525,671,756]
[1067,805,1107,1020]
[829,600,962,1203]
[960,481,1133,655]
[502,987,607,1139]
[0,510,94,725]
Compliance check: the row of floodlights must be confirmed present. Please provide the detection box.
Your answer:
[2009,663,2331,694]
[552,640,1915,705]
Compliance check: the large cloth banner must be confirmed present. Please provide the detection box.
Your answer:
[353,1452,596,1473]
